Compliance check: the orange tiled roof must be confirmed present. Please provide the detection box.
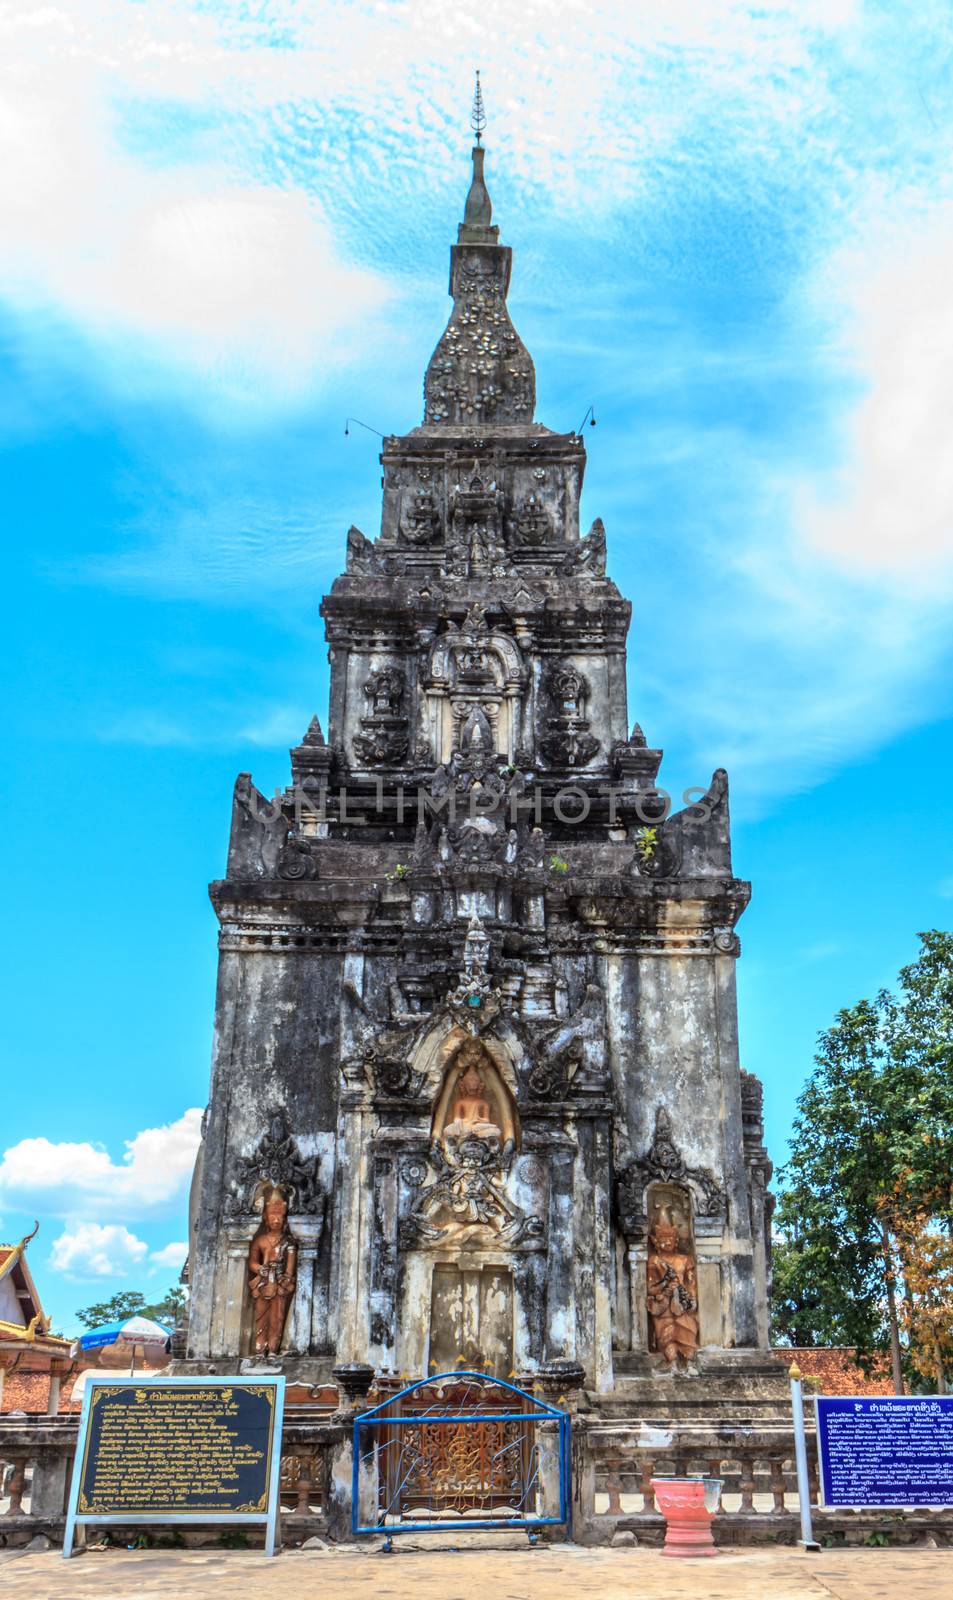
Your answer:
[771,1346,896,1395]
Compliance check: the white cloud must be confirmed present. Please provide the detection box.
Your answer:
[0,0,912,416]
[50,1223,149,1280]
[0,12,388,412]
[0,1109,203,1220]
[149,1241,188,1271]
[801,218,953,586]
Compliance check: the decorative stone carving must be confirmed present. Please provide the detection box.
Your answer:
[444,915,503,1031]
[346,525,395,575]
[290,715,333,792]
[247,1187,298,1357]
[522,984,608,1097]
[611,723,663,786]
[424,238,536,427]
[402,1042,539,1248]
[616,1108,723,1232]
[364,668,404,718]
[646,1201,699,1364]
[226,1110,324,1217]
[445,470,506,576]
[400,489,441,546]
[427,609,525,761]
[276,834,316,880]
[371,1054,425,1100]
[539,727,600,768]
[538,661,600,770]
[352,727,409,765]
[228,773,289,881]
[559,518,606,578]
[507,491,552,547]
[630,824,680,880]
[352,666,409,767]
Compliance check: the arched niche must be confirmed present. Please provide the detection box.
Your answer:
[430,1037,520,1155]
[646,1182,694,1250]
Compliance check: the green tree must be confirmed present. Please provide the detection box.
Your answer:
[75,1285,185,1330]
[772,931,953,1392]
[75,1290,147,1329]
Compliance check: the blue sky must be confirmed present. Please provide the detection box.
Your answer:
[2,1,953,1335]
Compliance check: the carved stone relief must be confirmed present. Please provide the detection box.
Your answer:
[352,666,410,767]
[559,518,606,578]
[616,1107,722,1234]
[538,661,600,770]
[400,488,442,547]
[225,1110,325,1218]
[401,1040,541,1249]
[507,491,552,548]
[426,607,525,763]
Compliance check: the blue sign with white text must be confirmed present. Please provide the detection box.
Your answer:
[816,1395,953,1507]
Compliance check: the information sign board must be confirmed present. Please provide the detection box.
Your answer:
[63,1375,285,1556]
[815,1395,953,1508]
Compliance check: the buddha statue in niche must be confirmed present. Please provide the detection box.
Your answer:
[431,1039,518,1163]
[443,1057,501,1142]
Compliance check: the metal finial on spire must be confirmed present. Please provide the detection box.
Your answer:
[471,69,486,145]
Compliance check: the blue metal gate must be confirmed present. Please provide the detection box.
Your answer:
[352,1370,570,1543]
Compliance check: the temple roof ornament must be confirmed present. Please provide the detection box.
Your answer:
[423,78,536,427]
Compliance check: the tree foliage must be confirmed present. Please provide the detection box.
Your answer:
[74,1285,186,1330]
[772,931,953,1391]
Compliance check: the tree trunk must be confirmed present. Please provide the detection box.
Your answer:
[881,1223,905,1395]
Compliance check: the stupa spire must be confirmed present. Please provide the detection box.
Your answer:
[422,73,535,425]
[471,69,486,145]
[459,70,497,244]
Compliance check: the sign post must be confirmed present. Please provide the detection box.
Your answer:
[63,1375,285,1558]
[788,1362,819,1550]
[815,1395,953,1509]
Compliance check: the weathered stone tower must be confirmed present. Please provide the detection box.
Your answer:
[185,125,773,1397]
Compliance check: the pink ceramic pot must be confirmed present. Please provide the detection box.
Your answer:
[651,1477,719,1558]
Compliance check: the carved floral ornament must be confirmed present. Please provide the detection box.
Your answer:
[423,251,536,427]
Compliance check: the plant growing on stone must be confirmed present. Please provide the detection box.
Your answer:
[549,854,569,874]
[634,826,658,862]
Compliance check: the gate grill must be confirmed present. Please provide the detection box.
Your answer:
[352,1370,570,1540]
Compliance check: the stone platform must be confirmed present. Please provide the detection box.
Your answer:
[589,1349,795,1425]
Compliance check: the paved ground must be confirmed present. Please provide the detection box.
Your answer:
[0,1543,950,1600]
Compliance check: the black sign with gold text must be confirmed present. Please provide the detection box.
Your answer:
[75,1381,279,1517]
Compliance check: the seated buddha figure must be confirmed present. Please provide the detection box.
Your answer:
[442,1052,501,1144]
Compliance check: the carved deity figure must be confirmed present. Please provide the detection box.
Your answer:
[646,1207,699,1364]
[247,1187,297,1357]
[442,1059,501,1142]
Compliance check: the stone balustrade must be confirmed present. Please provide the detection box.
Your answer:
[3,1412,951,1549]
[0,1413,344,1548]
[582,1423,953,1546]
